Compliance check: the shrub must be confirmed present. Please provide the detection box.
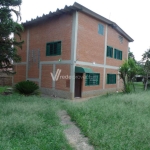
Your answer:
[15,80,40,95]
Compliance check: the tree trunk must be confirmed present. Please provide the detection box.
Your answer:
[144,74,149,90]
[132,81,135,92]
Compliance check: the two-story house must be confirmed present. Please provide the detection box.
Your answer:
[13,2,133,99]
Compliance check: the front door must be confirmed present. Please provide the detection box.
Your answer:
[75,73,82,97]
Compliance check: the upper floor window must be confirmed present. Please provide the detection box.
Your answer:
[98,24,104,35]
[107,46,113,58]
[114,49,122,60]
[118,35,123,43]
[46,41,61,56]
[85,73,100,86]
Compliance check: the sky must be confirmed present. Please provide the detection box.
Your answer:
[20,0,150,61]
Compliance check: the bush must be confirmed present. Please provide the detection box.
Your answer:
[15,80,40,95]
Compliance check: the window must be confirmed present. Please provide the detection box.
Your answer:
[107,74,116,84]
[85,73,100,86]
[118,35,123,43]
[98,24,104,35]
[114,49,122,60]
[46,41,61,56]
[107,46,113,58]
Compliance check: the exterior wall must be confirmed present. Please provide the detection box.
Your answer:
[41,65,53,88]
[75,65,123,98]
[75,12,129,98]
[29,14,73,62]
[28,13,73,79]
[80,65,104,91]
[13,13,73,93]
[55,64,70,91]
[13,65,26,83]
[13,10,130,99]
[40,64,71,98]
[106,25,128,66]
[76,12,105,64]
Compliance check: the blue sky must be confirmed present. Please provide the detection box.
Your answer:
[21,0,150,61]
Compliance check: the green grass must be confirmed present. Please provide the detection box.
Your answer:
[64,91,150,150]
[0,86,8,93]
[0,94,72,150]
[1,84,150,150]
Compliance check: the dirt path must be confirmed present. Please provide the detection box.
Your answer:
[59,110,94,150]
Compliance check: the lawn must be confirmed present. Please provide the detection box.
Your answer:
[64,91,150,150]
[1,84,150,150]
[0,94,72,150]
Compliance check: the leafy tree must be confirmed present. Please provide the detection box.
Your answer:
[0,0,23,74]
[128,48,135,61]
[119,58,138,93]
[142,49,150,90]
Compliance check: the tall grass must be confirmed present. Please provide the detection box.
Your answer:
[64,91,150,150]
[0,94,72,150]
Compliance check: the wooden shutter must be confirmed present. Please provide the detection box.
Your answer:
[120,51,122,60]
[57,41,61,55]
[114,49,117,58]
[50,43,53,55]
[107,74,110,84]
[46,44,50,56]
[85,73,89,85]
[98,24,104,35]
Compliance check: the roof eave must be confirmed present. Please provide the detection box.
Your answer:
[73,2,134,42]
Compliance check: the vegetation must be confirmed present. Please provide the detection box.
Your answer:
[119,58,138,93]
[15,80,40,95]
[0,84,150,150]
[128,48,135,61]
[0,0,24,74]
[64,91,150,150]
[0,94,72,150]
[142,49,150,90]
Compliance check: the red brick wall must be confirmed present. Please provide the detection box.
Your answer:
[13,65,26,83]
[55,64,70,91]
[77,12,128,67]
[80,66,104,92]
[28,14,73,62]
[41,65,53,88]
[77,12,105,64]
[106,25,128,66]
[27,14,73,79]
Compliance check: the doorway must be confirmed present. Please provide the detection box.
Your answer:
[75,73,82,98]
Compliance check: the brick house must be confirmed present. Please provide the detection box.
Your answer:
[13,2,133,99]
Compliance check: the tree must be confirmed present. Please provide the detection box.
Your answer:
[0,0,23,74]
[128,48,135,61]
[119,58,138,93]
[142,48,150,90]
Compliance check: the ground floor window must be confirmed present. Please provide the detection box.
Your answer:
[85,73,100,86]
[107,74,116,84]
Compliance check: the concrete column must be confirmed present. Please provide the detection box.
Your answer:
[103,25,108,89]
[70,11,78,99]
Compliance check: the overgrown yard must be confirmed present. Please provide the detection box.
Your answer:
[1,85,150,150]
[64,91,150,150]
[0,94,72,150]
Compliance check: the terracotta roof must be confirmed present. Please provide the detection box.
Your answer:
[22,2,133,42]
